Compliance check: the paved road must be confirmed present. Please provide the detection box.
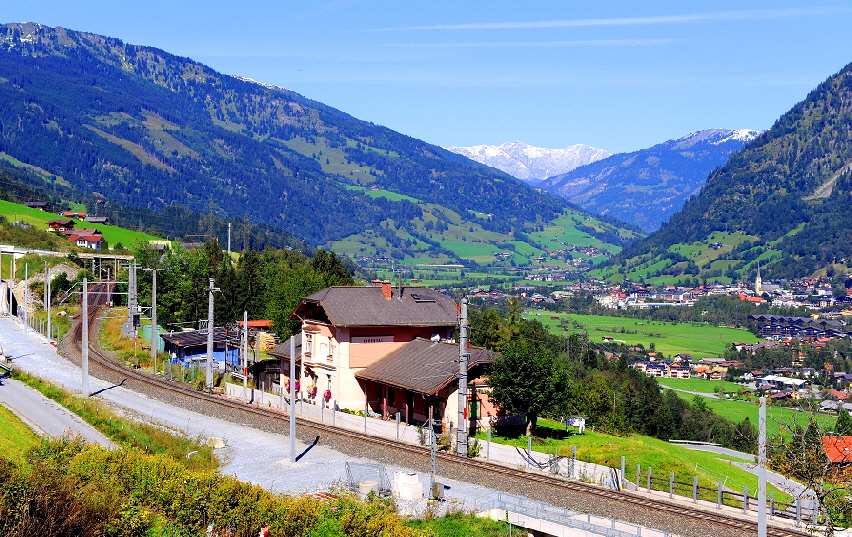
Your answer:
[677,444,816,506]
[0,375,115,448]
[660,386,719,399]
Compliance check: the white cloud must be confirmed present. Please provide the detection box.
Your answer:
[374,8,838,31]
[385,39,676,48]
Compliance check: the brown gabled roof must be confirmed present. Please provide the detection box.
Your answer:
[65,228,102,236]
[290,286,457,328]
[354,337,496,395]
[268,333,302,360]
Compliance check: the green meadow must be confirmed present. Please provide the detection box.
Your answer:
[662,392,835,439]
[656,378,745,394]
[525,312,759,359]
[0,199,162,247]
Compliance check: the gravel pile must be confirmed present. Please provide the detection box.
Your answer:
[2,315,765,537]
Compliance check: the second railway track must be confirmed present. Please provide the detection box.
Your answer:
[65,294,817,537]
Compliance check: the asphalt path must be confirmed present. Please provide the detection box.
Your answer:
[677,444,816,506]
[0,375,115,448]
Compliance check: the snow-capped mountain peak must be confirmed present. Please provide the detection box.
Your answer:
[445,141,610,183]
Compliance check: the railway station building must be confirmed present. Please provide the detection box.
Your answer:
[270,281,501,433]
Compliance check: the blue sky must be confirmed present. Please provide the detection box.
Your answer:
[6,1,852,153]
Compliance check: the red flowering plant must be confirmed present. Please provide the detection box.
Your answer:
[323,389,332,401]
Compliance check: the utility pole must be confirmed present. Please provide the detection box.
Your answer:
[290,333,296,463]
[82,278,89,396]
[9,256,14,317]
[430,406,437,497]
[44,261,50,341]
[127,262,138,327]
[456,297,469,456]
[227,223,231,255]
[144,268,162,373]
[242,311,248,402]
[151,268,157,372]
[758,396,767,537]
[24,263,28,331]
[205,278,219,390]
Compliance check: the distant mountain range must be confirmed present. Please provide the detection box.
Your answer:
[0,22,640,265]
[445,142,610,183]
[540,129,760,231]
[603,60,852,281]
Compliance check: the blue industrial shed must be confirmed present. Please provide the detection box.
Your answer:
[160,327,240,368]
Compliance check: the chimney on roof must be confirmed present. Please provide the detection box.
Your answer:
[382,280,392,300]
[371,279,383,287]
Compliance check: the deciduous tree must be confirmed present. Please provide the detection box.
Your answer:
[487,339,569,436]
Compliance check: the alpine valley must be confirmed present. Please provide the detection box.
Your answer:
[0,22,640,267]
[448,131,759,233]
[540,129,760,232]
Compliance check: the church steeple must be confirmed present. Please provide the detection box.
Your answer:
[755,263,762,295]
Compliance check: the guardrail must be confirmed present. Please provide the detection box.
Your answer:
[475,492,669,537]
[639,470,817,527]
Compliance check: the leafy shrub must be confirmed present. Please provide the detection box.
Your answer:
[1,438,430,537]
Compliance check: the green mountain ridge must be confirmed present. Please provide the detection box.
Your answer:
[602,60,852,282]
[0,22,640,265]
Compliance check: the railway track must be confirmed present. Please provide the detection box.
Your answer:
[70,292,817,537]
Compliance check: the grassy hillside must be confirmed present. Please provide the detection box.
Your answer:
[0,199,162,248]
[524,312,759,359]
[656,378,745,394]
[331,207,642,266]
[663,391,834,439]
[475,423,790,502]
[591,230,784,284]
[0,22,577,253]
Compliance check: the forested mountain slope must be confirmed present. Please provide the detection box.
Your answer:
[541,129,758,232]
[604,61,852,281]
[0,22,588,257]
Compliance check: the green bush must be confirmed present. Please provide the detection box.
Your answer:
[0,438,430,537]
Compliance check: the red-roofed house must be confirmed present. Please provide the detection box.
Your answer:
[47,219,75,232]
[827,389,850,401]
[67,234,103,250]
[823,436,852,480]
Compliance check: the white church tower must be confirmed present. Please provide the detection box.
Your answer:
[754,263,762,295]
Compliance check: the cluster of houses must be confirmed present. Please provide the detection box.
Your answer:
[46,215,109,250]
[748,314,848,341]
[159,281,502,434]
[629,355,744,380]
[585,278,852,311]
